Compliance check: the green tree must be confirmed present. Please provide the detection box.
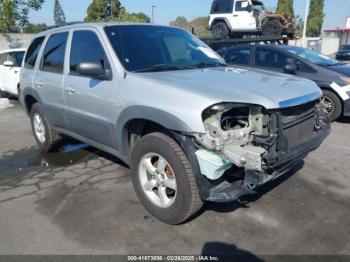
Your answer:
[306,0,325,37]
[276,0,294,17]
[85,0,121,22]
[170,16,189,29]
[23,23,47,33]
[294,15,304,38]
[0,0,45,33]
[85,0,150,23]
[54,0,66,26]
[170,16,211,38]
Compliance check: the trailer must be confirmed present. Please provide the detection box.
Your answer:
[201,35,289,52]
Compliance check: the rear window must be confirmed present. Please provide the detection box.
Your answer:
[24,37,45,70]
[211,0,234,14]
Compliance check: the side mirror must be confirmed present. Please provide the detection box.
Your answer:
[77,62,106,79]
[284,62,298,74]
[3,61,15,67]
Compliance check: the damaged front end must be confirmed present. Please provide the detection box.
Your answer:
[191,101,330,202]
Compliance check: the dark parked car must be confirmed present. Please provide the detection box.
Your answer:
[336,45,350,61]
[218,45,350,121]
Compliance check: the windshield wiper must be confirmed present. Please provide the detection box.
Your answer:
[191,62,228,68]
[134,64,191,73]
[323,62,345,67]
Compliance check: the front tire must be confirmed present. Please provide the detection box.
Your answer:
[212,22,230,40]
[30,103,63,153]
[130,132,203,224]
[321,90,342,121]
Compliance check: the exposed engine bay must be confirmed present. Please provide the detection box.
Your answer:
[193,101,330,198]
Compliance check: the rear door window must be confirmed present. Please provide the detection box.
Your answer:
[225,48,252,65]
[41,32,68,74]
[235,1,249,11]
[24,37,45,70]
[255,49,288,69]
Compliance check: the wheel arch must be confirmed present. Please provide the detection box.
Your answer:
[210,18,232,30]
[116,106,194,157]
[22,87,43,115]
[319,86,344,114]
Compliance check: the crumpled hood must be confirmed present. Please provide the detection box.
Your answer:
[139,67,321,109]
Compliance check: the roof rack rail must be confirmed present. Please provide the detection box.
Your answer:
[43,21,85,31]
[201,36,289,51]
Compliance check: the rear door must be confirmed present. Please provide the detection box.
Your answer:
[21,36,46,98]
[63,29,116,147]
[33,32,69,128]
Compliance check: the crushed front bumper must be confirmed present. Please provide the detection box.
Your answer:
[181,124,330,203]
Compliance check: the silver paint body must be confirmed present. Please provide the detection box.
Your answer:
[20,23,322,163]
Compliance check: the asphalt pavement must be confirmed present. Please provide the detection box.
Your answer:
[0,101,349,256]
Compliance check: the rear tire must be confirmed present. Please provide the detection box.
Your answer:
[30,103,63,153]
[262,20,283,37]
[321,90,342,121]
[212,22,230,40]
[130,132,203,224]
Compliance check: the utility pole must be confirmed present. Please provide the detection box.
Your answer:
[302,0,310,48]
[152,5,156,24]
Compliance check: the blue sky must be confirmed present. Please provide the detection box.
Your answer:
[30,0,350,30]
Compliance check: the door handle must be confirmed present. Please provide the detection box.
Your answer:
[34,82,44,87]
[64,87,76,95]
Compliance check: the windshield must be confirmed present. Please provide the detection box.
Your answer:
[105,25,225,72]
[286,47,342,66]
[253,3,264,12]
[341,45,350,51]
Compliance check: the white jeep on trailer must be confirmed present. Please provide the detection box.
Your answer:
[209,0,295,40]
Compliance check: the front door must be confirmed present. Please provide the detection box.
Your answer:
[63,29,116,147]
[231,0,257,31]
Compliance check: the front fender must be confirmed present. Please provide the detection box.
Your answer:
[115,105,194,156]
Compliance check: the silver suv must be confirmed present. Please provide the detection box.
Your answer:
[20,23,330,224]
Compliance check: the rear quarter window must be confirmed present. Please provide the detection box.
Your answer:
[24,37,45,70]
[211,0,234,14]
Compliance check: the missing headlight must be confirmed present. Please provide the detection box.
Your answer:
[196,103,264,151]
[221,107,249,131]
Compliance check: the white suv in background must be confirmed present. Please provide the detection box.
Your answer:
[0,48,26,97]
